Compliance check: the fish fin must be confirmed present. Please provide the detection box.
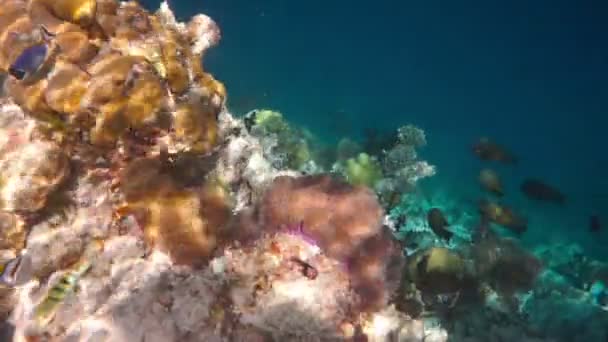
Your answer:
[8,67,26,80]
[39,24,56,42]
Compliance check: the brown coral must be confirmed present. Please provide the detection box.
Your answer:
[0,0,225,152]
[0,211,26,251]
[44,60,90,115]
[238,174,403,312]
[258,174,384,260]
[472,236,542,296]
[118,156,232,266]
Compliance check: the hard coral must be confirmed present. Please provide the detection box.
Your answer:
[472,236,542,297]
[245,109,313,171]
[119,156,232,266]
[0,211,26,251]
[407,247,466,295]
[344,152,383,187]
[0,0,225,153]
[224,230,359,340]
[0,139,70,213]
[239,174,404,312]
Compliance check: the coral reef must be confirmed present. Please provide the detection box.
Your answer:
[377,125,436,194]
[232,174,406,313]
[244,109,313,171]
[1,1,598,341]
[117,155,232,266]
[0,0,225,154]
[344,152,383,187]
[0,2,434,341]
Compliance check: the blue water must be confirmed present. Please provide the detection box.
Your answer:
[143,0,608,259]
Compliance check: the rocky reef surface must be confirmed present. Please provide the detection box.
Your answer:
[1,1,606,342]
[0,1,442,341]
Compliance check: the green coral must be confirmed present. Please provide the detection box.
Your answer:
[253,109,289,132]
[344,153,383,187]
[249,109,312,170]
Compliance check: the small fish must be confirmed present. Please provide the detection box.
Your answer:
[8,25,58,84]
[0,253,33,287]
[590,215,601,233]
[34,261,92,327]
[8,44,48,80]
[520,178,566,205]
[472,137,518,164]
[478,168,504,196]
[478,199,527,234]
[427,208,453,241]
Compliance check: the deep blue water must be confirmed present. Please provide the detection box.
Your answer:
[143,0,608,258]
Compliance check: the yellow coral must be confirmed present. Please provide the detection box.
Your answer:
[407,247,465,294]
[345,153,383,187]
[36,0,97,27]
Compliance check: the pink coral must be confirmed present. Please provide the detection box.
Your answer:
[233,174,405,312]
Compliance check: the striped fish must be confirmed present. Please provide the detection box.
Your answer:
[34,261,92,327]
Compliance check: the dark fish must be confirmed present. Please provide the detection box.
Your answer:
[472,137,518,164]
[520,178,566,205]
[8,44,48,80]
[427,208,453,241]
[479,168,504,196]
[8,25,57,84]
[0,253,33,287]
[478,199,527,234]
[0,321,15,342]
[590,215,601,233]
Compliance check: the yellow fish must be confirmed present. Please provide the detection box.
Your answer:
[34,261,92,327]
